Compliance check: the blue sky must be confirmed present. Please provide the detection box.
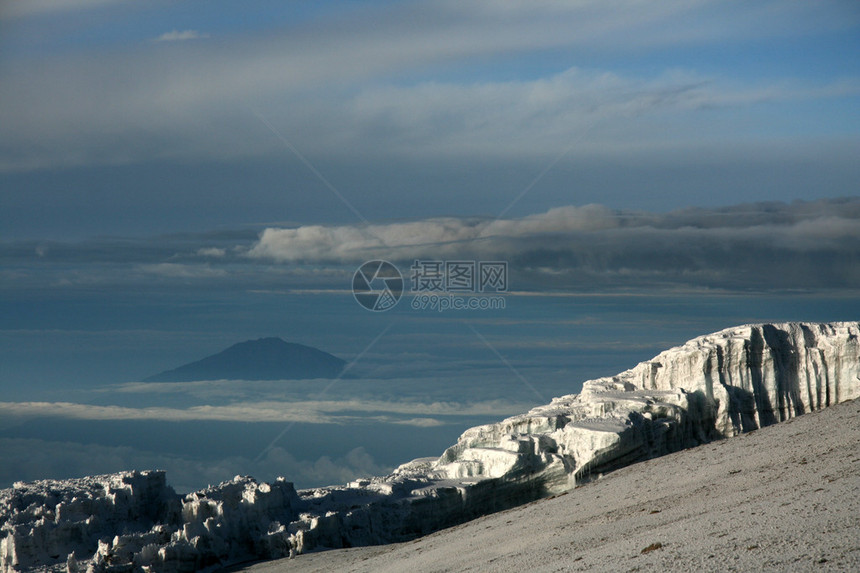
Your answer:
[1,1,859,492]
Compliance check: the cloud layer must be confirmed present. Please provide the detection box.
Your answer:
[0,397,523,426]
[151,30,209,43]
[0,1,857,171]
[0,438,390,493]
[249,198,860,291]
[2,199,859,294]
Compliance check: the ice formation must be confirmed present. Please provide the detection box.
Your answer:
[2,322,858,572]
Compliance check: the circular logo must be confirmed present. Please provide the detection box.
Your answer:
[352,260,403,311]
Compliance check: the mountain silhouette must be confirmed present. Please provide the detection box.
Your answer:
[143,337,347,382]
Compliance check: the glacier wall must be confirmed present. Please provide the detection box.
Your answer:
[2,322,858,572]
[1,473,305,573]
[436,322,860,487]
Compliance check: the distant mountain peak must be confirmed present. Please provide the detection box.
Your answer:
[143,337,346,382]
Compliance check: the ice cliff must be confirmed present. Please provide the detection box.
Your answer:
[2,322,858,572]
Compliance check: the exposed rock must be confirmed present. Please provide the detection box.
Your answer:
[3,322,858,572]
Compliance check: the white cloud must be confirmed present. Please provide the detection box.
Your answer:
[0,398,522,425]
[4,199,858,292]
[247,205,622,263]
[246,199,860,291]
[196,247,226,258]
[137,263,227,279]
[392,418,446,428]
[151,30,209,43]
[246,200,860,264]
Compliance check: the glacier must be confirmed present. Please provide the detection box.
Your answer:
[2,322,859,572]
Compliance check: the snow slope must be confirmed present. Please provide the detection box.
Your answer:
[2,322,858,572]
[248,396,860,572]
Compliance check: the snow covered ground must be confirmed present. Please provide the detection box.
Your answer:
[238,396,860,572]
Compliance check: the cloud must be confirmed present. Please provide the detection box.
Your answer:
[151,30,209,43]
[0,398,523,425]
[137,263,227,279]
[0,230,258,265]
[3,61,856,171]
[248,198,860,291]
[0,438,390,492]
[3,198,859,294]
[0,1,857,170]
[343,72,860,158]
[255,445,391,490]
[392,418,446,428]
[0,230,343,293]
[0,0,129,20]
[197,247,226,258]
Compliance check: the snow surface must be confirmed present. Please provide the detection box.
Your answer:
[247,395,860,572]
[2,322,859,572]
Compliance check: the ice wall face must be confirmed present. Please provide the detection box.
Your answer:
[0,471,179,572]
[624,322,860,434]
[437,322,860,490]
[0,472,304,573]
[2,322,858,573]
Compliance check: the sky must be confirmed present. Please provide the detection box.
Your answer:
[1,0,859,237]
[1,0,859,492]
